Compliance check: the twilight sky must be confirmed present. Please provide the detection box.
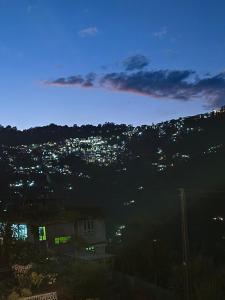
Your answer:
[0,0,225,129]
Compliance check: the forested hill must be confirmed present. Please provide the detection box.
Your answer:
[0,105,225,147]
[0,106,225,226]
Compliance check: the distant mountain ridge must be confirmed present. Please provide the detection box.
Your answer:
[0,106,224,146]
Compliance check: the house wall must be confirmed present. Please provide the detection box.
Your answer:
[44,218,107,257]
[6,217,108,258]
[77,218,106,257]
[77,218,106,244]
[46,222,75,244]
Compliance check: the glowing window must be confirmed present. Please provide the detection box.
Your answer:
[12,224,28,240]
[38,226,47,241]
[86,246,95,253]
[54,236,71,245]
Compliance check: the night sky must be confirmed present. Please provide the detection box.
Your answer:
[1,0,225,129]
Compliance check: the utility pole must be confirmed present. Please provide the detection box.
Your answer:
[179,188,190,300]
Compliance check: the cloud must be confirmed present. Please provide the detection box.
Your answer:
[101,70,225,108]
[153,26,168,39]
[45,73,96,88]
[45,66,225,109]
[163,49,178,57]
[78,26,98,37]
[101,70,195,99]
[123,54,149,71]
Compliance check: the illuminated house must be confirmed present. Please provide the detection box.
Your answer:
[0,206,110,261]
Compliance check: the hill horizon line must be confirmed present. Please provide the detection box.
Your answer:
[2,106,225,132]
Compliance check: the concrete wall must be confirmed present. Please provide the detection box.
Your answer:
[42,218,107,256]
[77,218,106,244]
[45,222,75,254]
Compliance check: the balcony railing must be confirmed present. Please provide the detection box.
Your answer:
[21,292,57,300]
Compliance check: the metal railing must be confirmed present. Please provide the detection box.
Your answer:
[20,292,57,300]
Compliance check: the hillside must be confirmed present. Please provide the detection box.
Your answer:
[1,107,225,298]
[0,107,225,237]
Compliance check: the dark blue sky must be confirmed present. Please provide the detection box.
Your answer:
[0,0,225,129]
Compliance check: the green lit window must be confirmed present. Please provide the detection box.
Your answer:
[38,226,47,241]
[54,236,72,245]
